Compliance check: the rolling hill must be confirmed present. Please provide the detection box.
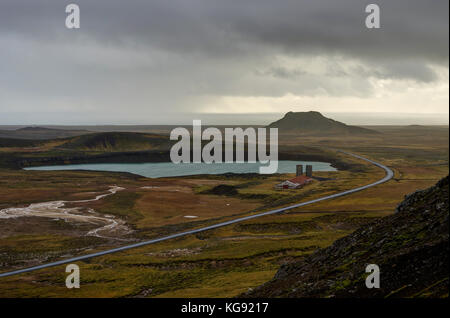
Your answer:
[245,176,449,298]
[268,111,378,134]
[56,131,171,152]
[0,137,43,148]
[0,126,90,140]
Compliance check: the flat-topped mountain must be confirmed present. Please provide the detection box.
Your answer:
[268,111,378,134]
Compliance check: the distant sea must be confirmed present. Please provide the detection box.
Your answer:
[1,111,448,126]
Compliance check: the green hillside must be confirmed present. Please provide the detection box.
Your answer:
[56,132,171,152]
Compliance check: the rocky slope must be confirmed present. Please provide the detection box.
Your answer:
[245,176,449,298]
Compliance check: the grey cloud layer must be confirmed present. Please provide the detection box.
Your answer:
[0,0,448,119]
[2,0,447,61]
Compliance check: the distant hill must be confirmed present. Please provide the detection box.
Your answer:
[401,125,449,132]
[268,111,378,134]
[245,176,449,298]
[0,126,90,140]
[0,137,42,148]
[57,132,171,152]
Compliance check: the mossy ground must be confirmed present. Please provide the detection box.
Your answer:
[0,126,447,297]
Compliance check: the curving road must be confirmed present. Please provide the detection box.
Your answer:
[0,151,393,278]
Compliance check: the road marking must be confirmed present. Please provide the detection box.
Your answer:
[0,151,393,278]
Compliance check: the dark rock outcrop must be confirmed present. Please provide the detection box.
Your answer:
[203,184,239,196]
[245,176,449,298]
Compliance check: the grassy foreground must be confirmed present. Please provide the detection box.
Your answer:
[0,126,448,297]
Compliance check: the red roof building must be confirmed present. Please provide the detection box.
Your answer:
[275,175,313,189]
[288,175,313,185]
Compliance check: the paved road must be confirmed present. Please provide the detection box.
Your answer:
[0,151,393,278]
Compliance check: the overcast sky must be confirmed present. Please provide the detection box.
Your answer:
[0,0,448,125]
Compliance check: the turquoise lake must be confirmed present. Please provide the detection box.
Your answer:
[25,161,336,178]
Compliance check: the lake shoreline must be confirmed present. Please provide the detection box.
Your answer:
[10,149,357,171]
[25,160,337,179]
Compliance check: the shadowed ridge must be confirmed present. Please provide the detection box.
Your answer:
[57,131,171,152]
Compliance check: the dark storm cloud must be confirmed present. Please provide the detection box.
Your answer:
[1,0,448,63]
[0,0,448,123]
[257,66,308,80]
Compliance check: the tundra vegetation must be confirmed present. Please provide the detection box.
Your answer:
[0,123,447,297]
